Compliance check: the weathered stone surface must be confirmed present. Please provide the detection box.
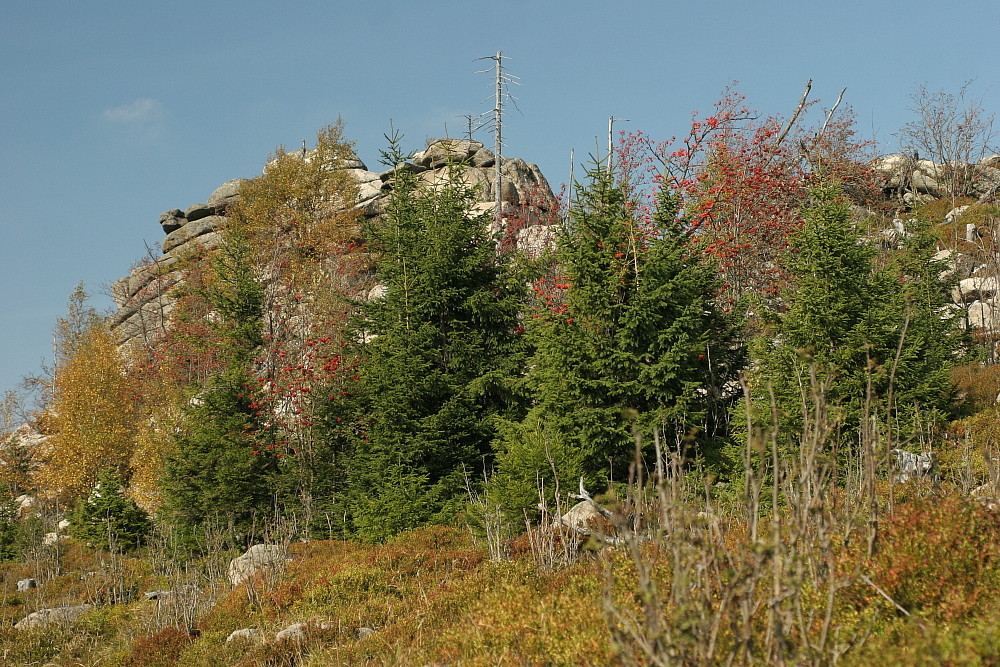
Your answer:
[967,300,999,331]
[228,544,289,587]
[207,179,247,214]
[471,147,495,168]
[162,215,223,254]
[159,208,186,234]
[974,166,1000,199]
[891,449,938,483]
[111,138,558,350]
[945,205,970,224]
[275,622,308,642]
[16,578,36,592]
[414,139,485,169]
[9,424,48,451]
[378,162,428,182]
[955,276,1000,303]
[226,628,262,643]
[184,203,214,222]
[15,604,93,630]
[560,501,605,533]
[910,165,940,194]
[15,494,39,517]
[347,169,382,184]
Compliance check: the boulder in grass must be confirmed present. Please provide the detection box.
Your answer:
[228,544,290,587]
[15,604,93,630]
[226,628,262,644]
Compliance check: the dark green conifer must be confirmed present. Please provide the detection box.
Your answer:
[490,164,740,513]
[342,137,525,541]
[162,227,281,536]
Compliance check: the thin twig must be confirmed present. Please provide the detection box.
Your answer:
[860,575,910,616]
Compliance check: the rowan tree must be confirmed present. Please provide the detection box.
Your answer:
[618,87,876,315]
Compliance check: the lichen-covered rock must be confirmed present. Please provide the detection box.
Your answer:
[414,139,485,169]
[15,604,93,630]
[207,179,248,214]
[228,544,290,587]
[226,628,263,643]
[184,202,214,222]
[162,215,224,254]
[159,208,186,234]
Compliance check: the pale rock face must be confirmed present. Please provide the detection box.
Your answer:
[228,544,290,587]
[560,501,605,533]
[967,300,999,331]
[226,628,263,643]
[955,276,1000,304]
[945,205,970,224]
[109,139,557,350]
[206,179,248,213]
[15,604,94,630]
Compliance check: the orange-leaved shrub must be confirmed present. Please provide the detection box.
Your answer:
[865,494,1000,620]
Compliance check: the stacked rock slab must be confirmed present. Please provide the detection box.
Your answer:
[110,139,557,349]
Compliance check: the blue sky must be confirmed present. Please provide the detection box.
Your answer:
[2,0,999,396]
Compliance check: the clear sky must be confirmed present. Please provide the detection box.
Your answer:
[2,0,999,396]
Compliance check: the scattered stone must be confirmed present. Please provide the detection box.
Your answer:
[891,449,939,484]
[226,627,262,644]
[228,544,290,587]
[945,205,970,224]
[356,626,376,640]
[15,604,93,630]
[275,622,308,643]
[560,501,606,533]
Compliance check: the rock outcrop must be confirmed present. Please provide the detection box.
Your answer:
[110,139,557,349]
[15,604,94,630]
[228,543,290,587]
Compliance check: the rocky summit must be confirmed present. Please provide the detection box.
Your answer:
[109,138,557,349]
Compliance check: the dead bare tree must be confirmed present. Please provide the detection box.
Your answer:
[897,81,997,201]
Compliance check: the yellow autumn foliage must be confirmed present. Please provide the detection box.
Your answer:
[230,120,362,293]
[35,320,139,501]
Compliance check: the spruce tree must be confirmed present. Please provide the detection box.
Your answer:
[342,137,524,541]
[744,184,962,449]
[162,226,281,536]
[490,164,740,514]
